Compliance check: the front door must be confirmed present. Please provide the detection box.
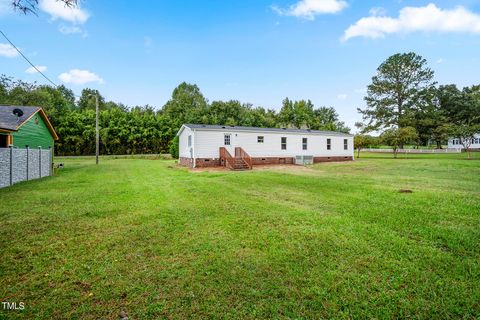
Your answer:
[224,133,235,155]
[0,135,9,148]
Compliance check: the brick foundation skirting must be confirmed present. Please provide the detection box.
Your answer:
[195,158,221,167]
[179,156,353,168]
[179,157,194,167]
[313,156,353,162]
[251,157,295,165]
[179,157,221,168]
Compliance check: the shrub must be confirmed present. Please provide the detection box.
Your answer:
[169,136,179,159]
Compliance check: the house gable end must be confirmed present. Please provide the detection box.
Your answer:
[12,113,55,149]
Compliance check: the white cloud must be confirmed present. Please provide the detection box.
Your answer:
[272,0,347,20]
[369,7,387,17]
[58,24,88,37]
[0,43,19,58]
[59,25,81,34]
[436,58,445,64]
[25,66,48,74]
[39,0,89,24]
[337,93,348,100]
[343,3,480,41]
[58,69,104,85]
[354,88,367,94]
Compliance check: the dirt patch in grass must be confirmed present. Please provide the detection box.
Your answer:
[189,164,315,173]
[253,164,313,172]
[189,166,230,173]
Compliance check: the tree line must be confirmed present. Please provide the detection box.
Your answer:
[356,52,480,158]
[1,52,478,158]
[0,76,349,156]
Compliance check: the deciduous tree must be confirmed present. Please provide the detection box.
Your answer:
[354,134,377,158]
[278,98,314,129]
[380,127,418,159]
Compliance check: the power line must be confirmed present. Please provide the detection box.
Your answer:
[1,30,98,102]
[0,29,59,87]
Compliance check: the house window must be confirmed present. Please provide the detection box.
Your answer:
[281,137,287,150]
[258,136,264,143]
[327,138,331,150]
[302,138,308,150]
[224,134,231,146]
[344,139,348,150]
[188,135,192,147]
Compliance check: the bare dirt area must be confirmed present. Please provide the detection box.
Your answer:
[189,164,318,173]
[253,164,314,172]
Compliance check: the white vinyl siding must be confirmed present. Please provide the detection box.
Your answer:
[178,126,194,158]
[448,134,480,149]
[192,129,354,159]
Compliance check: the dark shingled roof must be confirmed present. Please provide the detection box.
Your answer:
[182,124,353,137]
[0,105,41,131]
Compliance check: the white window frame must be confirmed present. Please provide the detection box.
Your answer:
[281,137,287,150]
[327,138,331,150]
[302,137,307,150]
[344,139,348,150]
[257,136,264,143]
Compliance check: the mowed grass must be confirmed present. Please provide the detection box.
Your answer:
[0,153,479,319]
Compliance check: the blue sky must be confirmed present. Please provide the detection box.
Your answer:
[1,0,480,129]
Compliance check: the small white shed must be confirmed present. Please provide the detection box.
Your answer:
[177,124,354,169]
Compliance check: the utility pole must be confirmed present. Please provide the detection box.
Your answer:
[95,94,99,165]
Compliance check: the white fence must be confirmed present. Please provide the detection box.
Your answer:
[362,148,461,154]
[0,147,52,189]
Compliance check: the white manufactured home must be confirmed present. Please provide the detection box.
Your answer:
[177,124,354,169]
[448,134,480,150]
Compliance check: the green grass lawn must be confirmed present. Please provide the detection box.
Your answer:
[1,153,479,319]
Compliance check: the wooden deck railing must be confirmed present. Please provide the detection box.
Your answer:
[235,147,252,169]
[219,147,235,170]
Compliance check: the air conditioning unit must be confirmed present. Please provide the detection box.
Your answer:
[295,155,313,165]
